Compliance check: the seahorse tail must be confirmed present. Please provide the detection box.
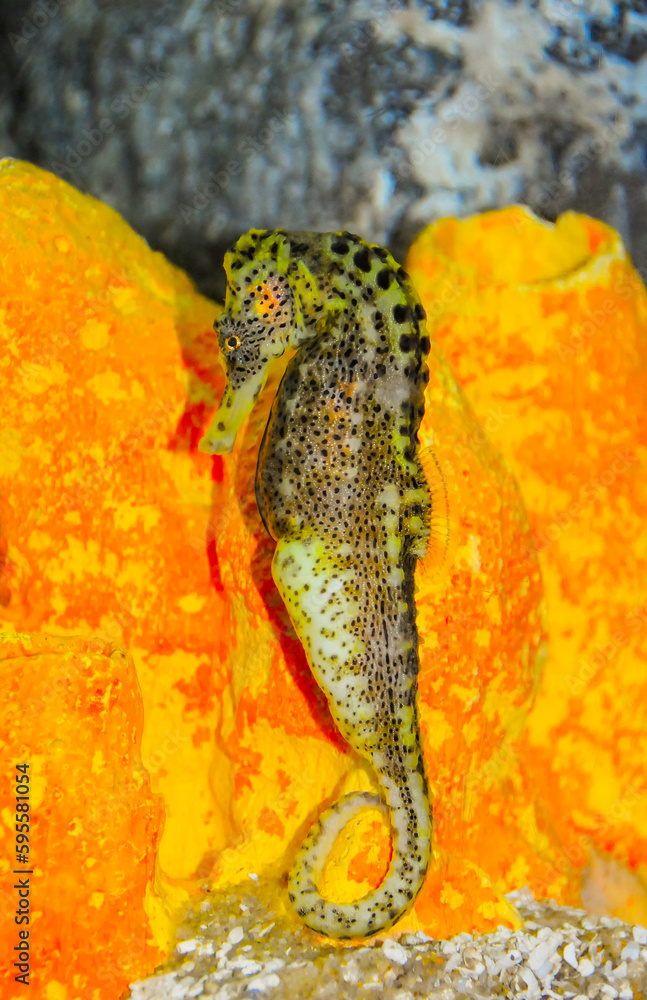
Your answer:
[288,760,432,938]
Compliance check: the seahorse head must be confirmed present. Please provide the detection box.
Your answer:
[199,230,294,455]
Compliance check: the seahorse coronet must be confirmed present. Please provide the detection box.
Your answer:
[201,228,435,938]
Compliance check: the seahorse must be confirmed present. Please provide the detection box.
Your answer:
[199,228,433,938]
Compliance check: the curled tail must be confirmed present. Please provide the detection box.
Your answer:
[288,754,431,938]
[273,534,432,937]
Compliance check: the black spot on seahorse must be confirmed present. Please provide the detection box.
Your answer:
[353,247,372,273]
[377,268,393,290]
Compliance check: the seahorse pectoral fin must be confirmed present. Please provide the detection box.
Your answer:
[199,369,267,455]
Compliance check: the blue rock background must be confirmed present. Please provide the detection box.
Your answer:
[1,0,646,298]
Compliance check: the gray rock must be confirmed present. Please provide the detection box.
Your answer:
[1,0,646,300]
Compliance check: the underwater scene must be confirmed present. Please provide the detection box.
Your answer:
[1,1,647,998]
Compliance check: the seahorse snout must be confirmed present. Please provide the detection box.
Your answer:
[199,372,266,455]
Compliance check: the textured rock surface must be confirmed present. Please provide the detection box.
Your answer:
[1,0,646,299]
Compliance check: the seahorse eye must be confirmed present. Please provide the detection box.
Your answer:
[225,334,240,351]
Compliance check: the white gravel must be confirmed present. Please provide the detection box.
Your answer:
[128,885,647,999]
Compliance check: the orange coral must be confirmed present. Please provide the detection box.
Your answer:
[1,163,646,996]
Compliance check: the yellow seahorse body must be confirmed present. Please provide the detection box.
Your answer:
[200,228,433,938]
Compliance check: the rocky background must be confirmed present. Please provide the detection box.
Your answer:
[1,0,646,300]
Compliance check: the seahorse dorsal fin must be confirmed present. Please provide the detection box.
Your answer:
[418,444,456,579]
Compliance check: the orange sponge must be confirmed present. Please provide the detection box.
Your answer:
[0,635,163,1000]
[2,160,646,997]
[408,208,647,922]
